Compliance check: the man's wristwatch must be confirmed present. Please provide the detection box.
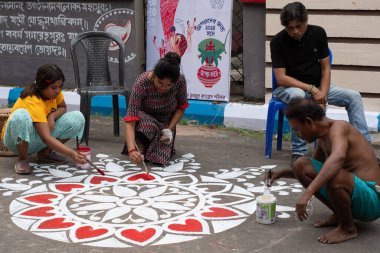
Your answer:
[307,84,315,93]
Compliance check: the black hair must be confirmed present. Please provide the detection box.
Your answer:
[280,2,308,26]
[20,64,65,99]
[285,98,325,124]
[153,52,181,83]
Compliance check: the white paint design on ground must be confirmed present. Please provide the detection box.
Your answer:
[0,153,299,247]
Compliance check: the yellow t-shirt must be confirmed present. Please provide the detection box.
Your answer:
[1,92,64,139]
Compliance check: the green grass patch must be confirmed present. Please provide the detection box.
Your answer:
[283,132,291,141]
[222,126,266,139]
[179,118,189,126]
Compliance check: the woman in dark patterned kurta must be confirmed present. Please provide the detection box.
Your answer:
[123,52,188,166]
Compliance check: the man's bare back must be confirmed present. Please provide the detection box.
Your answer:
[316,120,380,184]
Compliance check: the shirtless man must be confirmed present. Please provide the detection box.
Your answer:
[266,98,380,244]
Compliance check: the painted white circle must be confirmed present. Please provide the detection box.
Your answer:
[2,157,297,248]
[58,182,205,227]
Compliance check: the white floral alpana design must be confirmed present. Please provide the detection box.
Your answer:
[0,153,299,247]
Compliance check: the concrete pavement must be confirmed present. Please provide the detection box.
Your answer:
[0,117,379,253]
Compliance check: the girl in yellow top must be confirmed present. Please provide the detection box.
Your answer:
[2,64,87,174]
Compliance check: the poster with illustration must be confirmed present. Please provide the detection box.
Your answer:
[146,0,233,102]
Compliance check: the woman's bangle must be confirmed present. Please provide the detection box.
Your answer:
[128,149,136,155]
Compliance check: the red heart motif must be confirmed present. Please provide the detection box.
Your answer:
[168,219,203,232]
[55,184,84,192]
[21,207,55,217]
[75,226,108,240]
[24,194,58,204]
[127,173,155,181]
[201,207,238,218]
[121,228,156,243]
[38,218,75,230]
[90,176,117,184]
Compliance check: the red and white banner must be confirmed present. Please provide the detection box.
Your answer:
[146,0,233,102]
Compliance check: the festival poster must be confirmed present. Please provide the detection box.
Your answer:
[146,0,233,102]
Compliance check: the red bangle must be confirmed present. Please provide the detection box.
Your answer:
[128,149,136,155]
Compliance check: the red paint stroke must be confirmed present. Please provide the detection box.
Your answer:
[24,194,58,204]
[55,184,84,192]
[75,226,109,240]
[121,228,156,243]
[168,219,203,232]
[90,176,117,184]
[127,173,155,181]
[21,207,55,217]
[201,207,238,218]
[38,218,75,230]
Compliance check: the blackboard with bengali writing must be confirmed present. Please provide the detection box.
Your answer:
[0,0,145,89]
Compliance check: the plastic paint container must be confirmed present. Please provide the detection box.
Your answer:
[256,194,277,224]
[76,146,91,169]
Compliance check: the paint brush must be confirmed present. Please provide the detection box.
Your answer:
[134,143,150,176]
[74,148,105,176]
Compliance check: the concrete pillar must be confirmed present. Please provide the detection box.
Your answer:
[133,0,146,89]
[243,3,266,102]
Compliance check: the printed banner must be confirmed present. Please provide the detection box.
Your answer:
[146,0,233,102]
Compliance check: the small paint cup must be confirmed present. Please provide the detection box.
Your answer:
[76,146,91,169]
[256,194,277,224]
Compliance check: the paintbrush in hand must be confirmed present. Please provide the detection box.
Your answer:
[134,143,150,176]
[74,148,105,176]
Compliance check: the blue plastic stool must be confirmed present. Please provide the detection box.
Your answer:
[265,97,286,158]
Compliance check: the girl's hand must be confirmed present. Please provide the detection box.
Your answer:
[129,150,144,165]
[71,150,87,164]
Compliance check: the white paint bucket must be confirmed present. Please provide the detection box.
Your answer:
[76,146,91,169]
[256,194,277,224]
